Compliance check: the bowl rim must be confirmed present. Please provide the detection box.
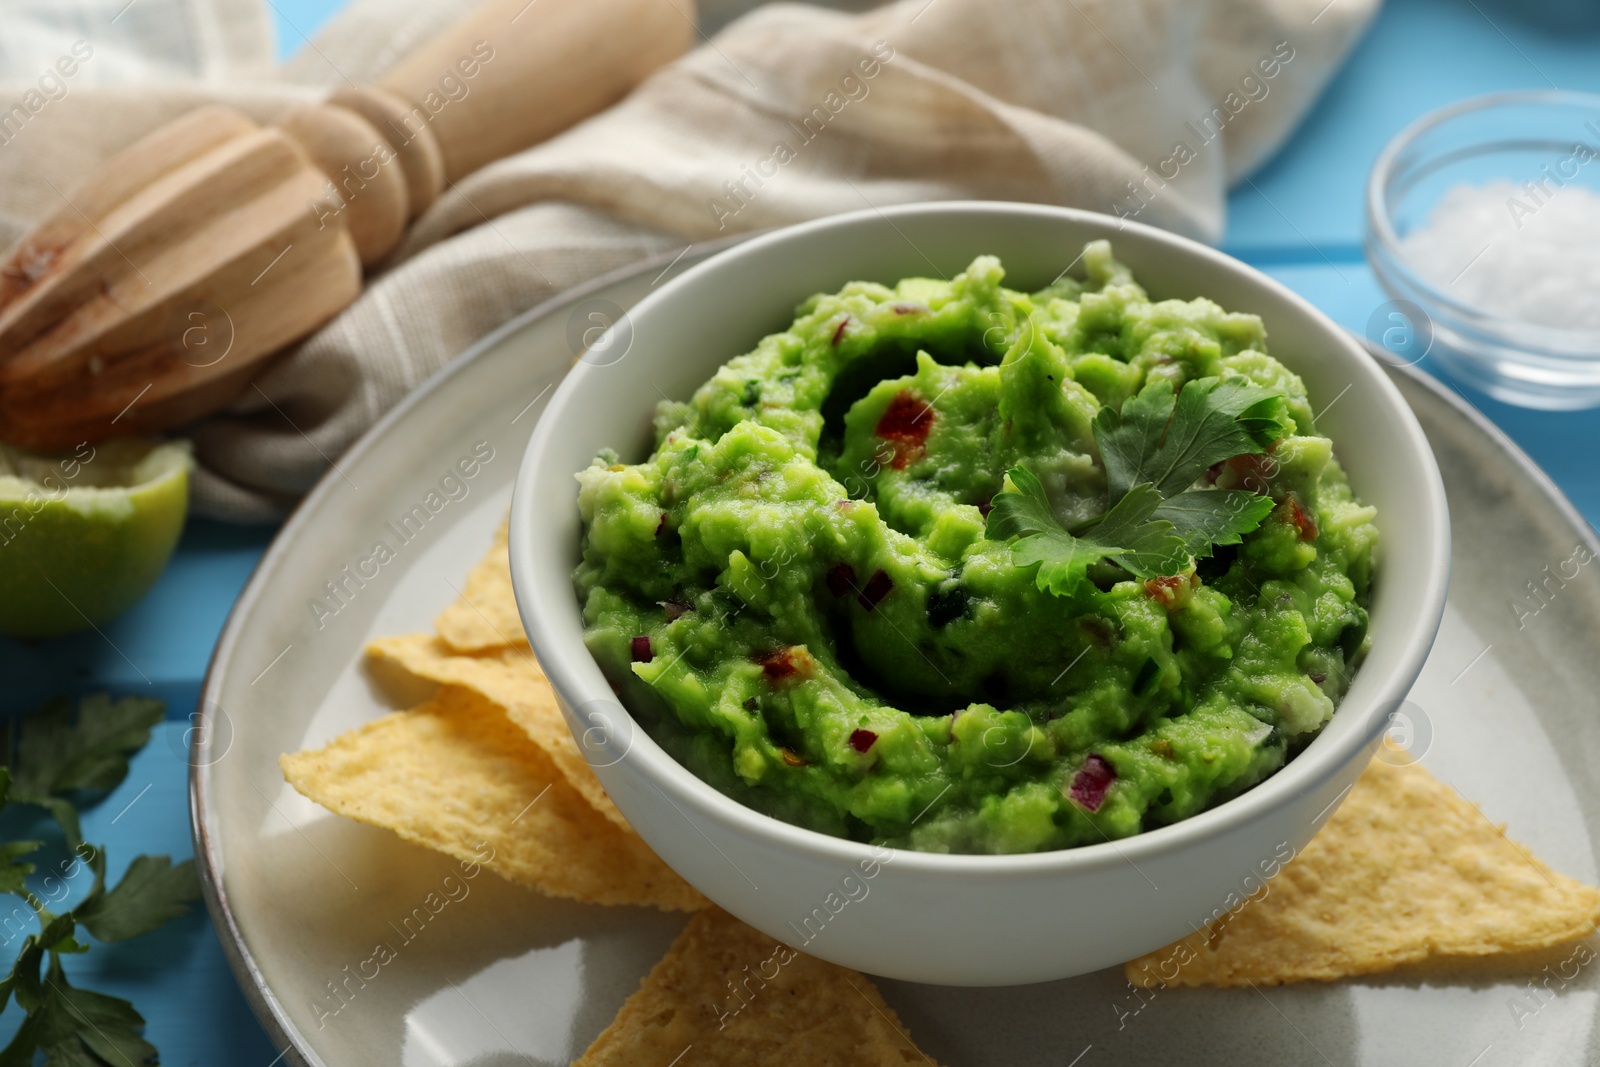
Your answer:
[1364,88,1600,346]
[511,199,1450,876]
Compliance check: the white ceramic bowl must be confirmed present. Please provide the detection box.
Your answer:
[510,202,1450,986]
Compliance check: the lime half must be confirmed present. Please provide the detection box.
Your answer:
[0,439,192,639]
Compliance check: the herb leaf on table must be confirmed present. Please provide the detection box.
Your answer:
[0,694,203,1066]
[0,694,164,848]
[75,853,202,945]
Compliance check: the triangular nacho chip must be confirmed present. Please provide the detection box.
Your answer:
[280,685,706,912]
[365,633,630,830]
[1125,758,1600,987]
[435,516,526,654]
[575,907,944,1066]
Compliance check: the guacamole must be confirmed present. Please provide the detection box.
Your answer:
[574,242,1378,854]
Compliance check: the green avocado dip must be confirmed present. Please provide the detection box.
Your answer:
[574,241,1378,855]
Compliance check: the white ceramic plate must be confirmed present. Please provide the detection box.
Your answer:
[194,247,1600,1067]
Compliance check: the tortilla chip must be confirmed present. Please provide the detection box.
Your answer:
[435,516,525,653]
[574,907,943,1066]
[280,685,706,912]
[366,633,630,830]
[1125,758,1600,988]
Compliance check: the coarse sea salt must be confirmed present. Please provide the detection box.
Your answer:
[1399,180,1600,332]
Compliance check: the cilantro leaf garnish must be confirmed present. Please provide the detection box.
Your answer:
[982,462,1065,542]
[995,475,1188,594]
[1095,377,1288,502]
[987,376,1289,596]
[1151,489,1277,560]
[0,694,202,1066]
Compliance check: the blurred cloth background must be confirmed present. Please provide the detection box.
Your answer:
[0,0,1378,520]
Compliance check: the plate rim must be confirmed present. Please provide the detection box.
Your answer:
[188,244,1600,1066]
[1369,340,1600,559]
[187,237,744,1065]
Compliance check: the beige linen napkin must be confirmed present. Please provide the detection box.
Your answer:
[0,0,1378,520]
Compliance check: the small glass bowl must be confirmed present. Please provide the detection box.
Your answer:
[1366,90,1600,409]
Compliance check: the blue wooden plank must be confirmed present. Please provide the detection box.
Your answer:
[1226,0,1600,255]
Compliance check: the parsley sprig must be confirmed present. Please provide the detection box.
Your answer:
[986,376,1289,596]
[0,695,202,1065]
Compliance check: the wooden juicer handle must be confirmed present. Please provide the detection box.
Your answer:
[0,0,694,449]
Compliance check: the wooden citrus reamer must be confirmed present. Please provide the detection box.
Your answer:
[0,0,693,449]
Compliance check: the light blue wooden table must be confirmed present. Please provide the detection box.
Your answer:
[3,0,1598,1060]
